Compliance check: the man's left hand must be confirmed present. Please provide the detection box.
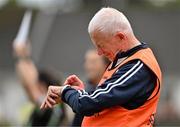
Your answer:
[40,86,62,109]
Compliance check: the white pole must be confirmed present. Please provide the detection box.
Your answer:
[13,10,32,47]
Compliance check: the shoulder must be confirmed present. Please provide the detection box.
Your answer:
[105,59,156,84]
[116,59,154,76]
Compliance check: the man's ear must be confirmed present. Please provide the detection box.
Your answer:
[116,32,125,40]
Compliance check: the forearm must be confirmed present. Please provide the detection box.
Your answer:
[61,85,131,116]
[16,59,38,82]
[61,86,102,116]
[16,59,42,105]
[61,60,156,116]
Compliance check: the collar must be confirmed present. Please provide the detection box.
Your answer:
[110,42,148,70]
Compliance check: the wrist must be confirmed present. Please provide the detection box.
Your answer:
[60,85,70,96]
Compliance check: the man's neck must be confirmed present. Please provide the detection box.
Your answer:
[123,37,141,52]
[111,37,140,61]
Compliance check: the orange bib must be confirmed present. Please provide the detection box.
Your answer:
[82,48,162,127]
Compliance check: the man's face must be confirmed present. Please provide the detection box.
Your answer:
[84,50,107,83]
[91,32,120,61]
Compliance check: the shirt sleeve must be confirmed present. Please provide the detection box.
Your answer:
[61,60,156,116]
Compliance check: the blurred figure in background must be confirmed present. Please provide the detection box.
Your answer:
[84,49,110,93]
[71,49,110,126]
[13,42,66,126]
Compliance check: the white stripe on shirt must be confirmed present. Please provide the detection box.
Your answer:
[78,61,143,99]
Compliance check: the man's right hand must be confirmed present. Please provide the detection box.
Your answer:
[64,75,84,90]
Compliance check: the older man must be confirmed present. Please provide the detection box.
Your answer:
[41,7,162,127]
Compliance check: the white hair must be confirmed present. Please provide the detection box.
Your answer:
[88,7,133,37]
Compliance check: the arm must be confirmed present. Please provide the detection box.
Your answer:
[61,60,156,116]
[16,59,43,105]
[14,43,43,105]
[41,60,156,116]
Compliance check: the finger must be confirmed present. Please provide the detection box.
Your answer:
[64,78,71,84]
[49,91,59,98]
[45,102,50,109]
[47,96,56,105]
[40,100,46,109]
[74,76,82,83]
[42,102,48,109]
[45,99,53,108]
[67,78,74,84]
[64,80,68,85]
[72,77,78,82]
[41,96,49,109]
[69,75,76,81]
[64,77,72,85]
[44,103,48,109]
[71,75,80,83]
[64,75,77,85]
[40,103,44,109]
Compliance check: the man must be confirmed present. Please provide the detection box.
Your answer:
[41,7,162,127]
[14,43,66,126]
[72,49,110,126]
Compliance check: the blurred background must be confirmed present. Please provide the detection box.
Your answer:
[0,0,180,126]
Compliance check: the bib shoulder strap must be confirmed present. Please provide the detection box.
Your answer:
[99,48,162,86]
